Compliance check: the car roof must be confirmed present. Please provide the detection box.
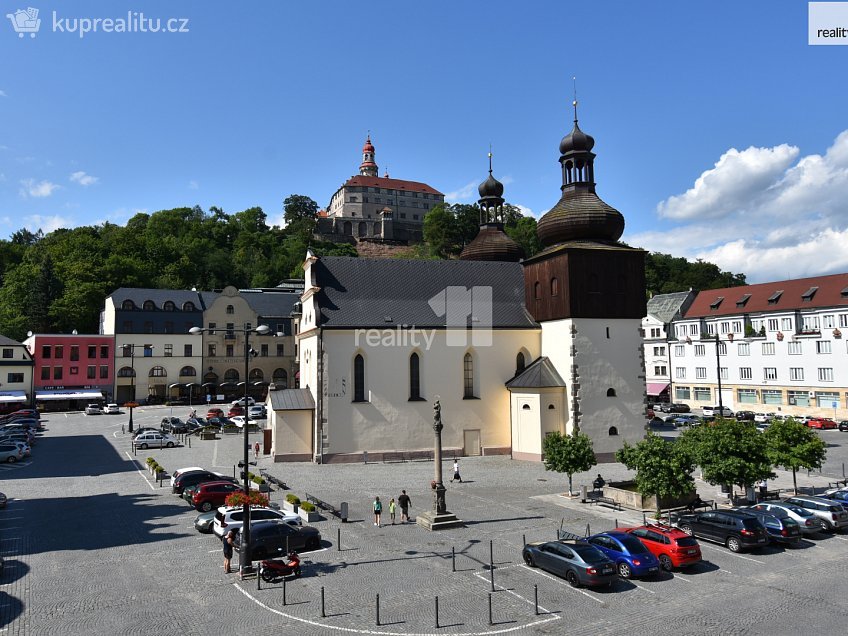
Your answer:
[786,494,840,504]
[720,509,758,517]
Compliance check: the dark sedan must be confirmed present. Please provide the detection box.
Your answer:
[742,509,801,546]
[522,540,616,588]
[160,417,188,434]
[172,470,238,495]
[234,520,322,559]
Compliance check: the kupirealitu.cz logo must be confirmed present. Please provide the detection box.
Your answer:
[6,7,190,39]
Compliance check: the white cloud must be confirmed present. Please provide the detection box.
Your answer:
[632,129,848,283]
[188,180,199,190]
[445,180,478,203]
[0,90,6,97]
[24,214,69,233]
[19,178,60,198]
[69,171,98,186]
[515,204,536,218]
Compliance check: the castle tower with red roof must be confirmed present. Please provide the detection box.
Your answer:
[359,135,378,177]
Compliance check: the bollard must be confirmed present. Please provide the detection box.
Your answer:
[188,435,191,448]
[337,527,341,551]
[643,512,647,525]
[376,593,381,626]
[435,596,439,629]
[122,424,125,435]
[523,533,526,547]
[490,560,495,592]
[615,518,618,528]
[452,546,455,572]
[534,584,539,615]
[489,540,493,568]
[488,592,493,625]
[321,586,326,617]
[257,566,261,591]
[283,576,286,606]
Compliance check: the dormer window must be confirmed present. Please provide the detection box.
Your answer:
[142,300,155,311]
[841,286,848,298]
[735,294,751,308]
[709,297,724,310]
[801,286,818,302]
[767,290,783,305]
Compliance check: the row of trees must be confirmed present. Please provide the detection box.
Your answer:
[543,418,827,509]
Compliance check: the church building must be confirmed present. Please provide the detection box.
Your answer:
[270,109,647,463]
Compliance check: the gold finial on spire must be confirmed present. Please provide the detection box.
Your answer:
[572,76,578,122]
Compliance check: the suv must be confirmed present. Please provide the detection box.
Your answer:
[782,495,848,532]
[213,506,301,537]
[172,470,237,495]
[617,523,702,571]
[675,510,769,552]
[160,417,188,434]
[702,405,733,418]
[104,404,120,414]
[735,410,756,421]
[84,404,103,415]
[234,520,322,559]
[667,403,691,413]
[190,481,243,512]
[231,397,256,407]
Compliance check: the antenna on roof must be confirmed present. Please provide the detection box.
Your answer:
[572,76,579,122]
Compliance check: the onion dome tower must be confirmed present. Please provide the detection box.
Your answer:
[460,152,524,262]
[359,134,378,177]
[535,98,624,247]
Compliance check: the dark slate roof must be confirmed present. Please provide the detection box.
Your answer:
[269,388,315,411]
[505,357,566,389]
[108,288,205,309]
[242,291,301,317]
[647,291,695,324]
[0,335,25,347]
[313,256,538,329]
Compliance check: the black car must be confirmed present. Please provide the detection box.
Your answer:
[234,520,322,559]
[172,470,238,495]
[668,403,691,413]
[675,510,769,552]
[741,509,801,545]
[735,411,756,421]
[160,417,188,434]
[839,421,848,432]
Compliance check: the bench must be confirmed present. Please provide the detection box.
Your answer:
[829,479,848,489]
[259,468,287,490]
[305,492,343,519]
[587,494,622,511]
[760,490,780,501]
[688,499,714,511]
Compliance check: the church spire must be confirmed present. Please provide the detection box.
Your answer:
[359,133,378,177]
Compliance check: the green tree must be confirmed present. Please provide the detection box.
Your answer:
[423,204,459,259]
[616,432,696,512]
[679,419,772,498]
[762,418,827,494]
[542,431,597,495]
[505,216,541,258]
[283,194,319,241]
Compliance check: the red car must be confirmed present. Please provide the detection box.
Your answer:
[207,407,224,420]
[228,405,245,417]
[615,523,702,571]
[191,480,243,512]
[807,417,837,430]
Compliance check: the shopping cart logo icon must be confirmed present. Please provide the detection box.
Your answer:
[6,7,41,38]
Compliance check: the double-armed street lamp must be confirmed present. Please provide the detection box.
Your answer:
[122,343,148,433]
[189,322,270,577]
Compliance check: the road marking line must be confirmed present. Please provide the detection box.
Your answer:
[671,573,692,582]
[124,450,155,491]
[516,564,605,604]
[628,581,655,594]
[234,580,560,635]
[471,571,559,617]
[719,569,733,574]
[698,543,764,563]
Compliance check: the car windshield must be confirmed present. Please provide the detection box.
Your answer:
[616,535,649,553]
[785,506,814,517]
[675,537,699,547]
[740,518,762,530]
[572,544,608,564]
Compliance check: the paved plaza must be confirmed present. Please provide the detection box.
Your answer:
[2,407,848,635]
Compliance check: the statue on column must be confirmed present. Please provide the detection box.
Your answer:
[432,399,447,514]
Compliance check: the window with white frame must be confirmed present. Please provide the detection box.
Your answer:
[788,341,802,355]
[815,391,839,408]
[674,345,685,357]
[720,321,730,333]
[677,325,687,338]
[751,319,763,332]
[654,365,667,375]
[650,327,662,338]
[788,390,810,407]
[694,387,711,401]
[764,367,778,380]
[653,346,666,356]
[762,389,783,405]
[840,314,848,328]
[675,367,686,379]
[706,323,716,335]
[689,324,698,335]
[675,386,691,400]
[740,367,753,380]
[732,320,743,332]
[695,367,707,379]
[738,342,750,356]
[789,368,804,381]
[781,317,793,330]
[718,343,727,356]
[816,340,831,354]
[803,315,820,331]
[767,318,779,331]
[737,388,757,404]
[762,342,775,355]
[818,368,834,382]
[695,345,705,356]
[720,367,728,380]
[823,315,835,329]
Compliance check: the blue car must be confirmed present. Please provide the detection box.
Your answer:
[586,531,661,579]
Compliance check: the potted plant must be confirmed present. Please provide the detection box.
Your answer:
[298,501,320,522]
[283,494,300,513]
[776,331,784,341]
[727,333,734,342]
[834,328,842,339]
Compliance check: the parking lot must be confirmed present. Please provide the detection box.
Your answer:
[2,406,848,635]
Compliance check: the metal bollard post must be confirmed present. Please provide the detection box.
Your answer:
[488,592,493,625]
[523,533,526,547]
[585,523,590,537]
[435,596,439,629]
[321,586,325,617]
[534,584,539,615]
[451,546,455,572]
[643,512,647,525]
[376,593,380,626]
[337,527,341,551]
[283,576,286,606]
[489,539,493,567]
[490,560,495,592]
[257,566,261,591]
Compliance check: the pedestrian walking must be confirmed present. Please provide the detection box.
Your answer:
[758,478,768,498]
[450,458,462,483]
[398,490,411,523]
[389,498,396,525]
[253,441,260,459]
[373,496,383,527]
[222,530,235,574]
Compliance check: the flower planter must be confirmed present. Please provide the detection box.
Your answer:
[298,508,320,523]
[283,500,299,514]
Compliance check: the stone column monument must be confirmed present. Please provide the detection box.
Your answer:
[417,399,463,530]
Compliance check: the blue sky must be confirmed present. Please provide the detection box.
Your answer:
[1,0,846,282]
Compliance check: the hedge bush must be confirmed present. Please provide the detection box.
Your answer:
[299,502,316,513]
[285,494,301,505]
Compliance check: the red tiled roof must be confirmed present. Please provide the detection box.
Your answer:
[684,273,848,318]
[344,175,443,196]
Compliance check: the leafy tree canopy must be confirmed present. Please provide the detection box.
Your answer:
[762,417,827,493]
[542,431,597,495]
[616,432,696,510]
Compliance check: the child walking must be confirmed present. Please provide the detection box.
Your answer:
[389,498,396,525]
[373,496,383,527]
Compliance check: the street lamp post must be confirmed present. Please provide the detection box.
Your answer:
[714,334,724,412]
[128,345,136,433]
[190,323,270,578]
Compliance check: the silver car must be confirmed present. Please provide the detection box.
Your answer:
[782,496,848,532]
[133,431,178,449]
[746,503,820,536]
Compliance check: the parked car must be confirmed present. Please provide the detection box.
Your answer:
[0,431,34,446]
[233,520,322,559]
[807,417,837,430]
[739,508,801,545]
[228,405,245,418]
[104,404,120,414]
[522,539,616,588]
[674,510,769,552]
[839,421,848,432]
[213,505,301,538]
[230,416,248,428]
[753,413,771,424]
[133,431,179,449]
[231,397,256,407]
[160,417,188,434]
[616,523,702,571]
[172,470,237,495]
[170,466,205,487]
[585,531,660,579]
[822,490,848,507]
[131,427,160,438]
[735,410,756,421]
[194,511,216,534]
[782,495,848,532]
[745,502,821,536]
[667,403,691,413]
[2,440,31,458]
[0,491,7,508]
[248,405,267,419]
[84,404,103,415]
[191,481,243,512]
[185,419,206,434]
[0,443,23,463]
[702,405,733,418]
[207,407,225,420]
[673,415,700,428]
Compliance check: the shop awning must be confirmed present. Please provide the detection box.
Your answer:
[36,390,104,401]
[0,390,27,403]
[646,382,670,395]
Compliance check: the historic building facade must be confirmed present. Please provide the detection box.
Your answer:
[0,334,35,412]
